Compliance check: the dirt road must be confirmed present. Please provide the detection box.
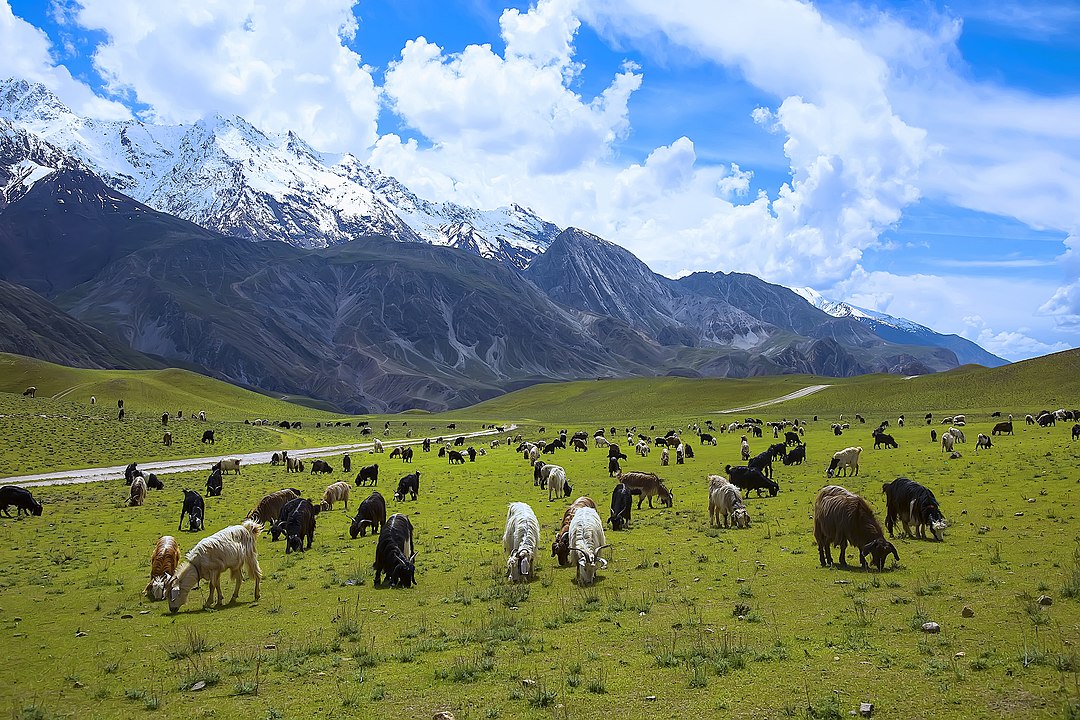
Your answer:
[715,384,832,414]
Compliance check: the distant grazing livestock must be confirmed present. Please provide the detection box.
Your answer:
[0,485,43,517]
[213,458,241,475]
[270,451,287,466]
[608,444,628,461]
[166,520,262,612]
[572,438,589,452]
[128,475,147,506]
[454,436,466,446]
[826,447,862,478]
[144,535,181,601]
[882,477,946,541]
[118,408,124,421]
[342,454,352,474]
[466,447,476,462]
[394,472,420,502]
[608,483,632,530]
[552,497,598,566]
[1026,414,1036,425]
[198,410,206,421]
[389,446,403,459]
[402,447,414,463]
[740,436,751,460]
[992,416,1014,435]
[205,468,223,497]
[310,459,333,474]
[975,434,992,452]
[813,485,898,571]
[178,489,205,532]
[635,441,650,457]
[286,456,304,473]
[350,492,387,539]
[784,431,800,446]
[247,489,300,524]
[699,433,717,446]
[22,386,35,398]
[201,430,215,444]
[163,431,172,446]
[782,444,806,466]
[708,475,750,529]
[374,438,384,453]
[504,502,540,582]
[660,447,670,466]
[547,466,573,501]
[569,507,609,586]
[1074,424,1080,441]
[90,395,95,405]
[724,465,779,497]
[748,450,773,478]
[124,462,139,485]
[269,497,302,542]
[161,412,169,426]
[767,442,787,460]
[146,473,164,490]
[373,514,416,588]
[683,443,694,460]
[595,435,610,448]
[280,498,319,554]
[872,431,898,450]
[930,429,937,443]
[616,471,673,508]
[1037,412,1055,427]
[320,481,350,511]
[949,427,966,443]
[422,438,431,452]
[941,432,955,453]
[448,450,466,464]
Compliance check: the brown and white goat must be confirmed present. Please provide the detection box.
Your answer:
[813,485,898,571]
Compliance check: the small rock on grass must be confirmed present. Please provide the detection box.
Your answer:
[859,702,874,717]
[922,622,941,633]
[962,606,974,618]
[1038,595,1053,606]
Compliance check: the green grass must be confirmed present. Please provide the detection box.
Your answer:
[2,375,1079,719]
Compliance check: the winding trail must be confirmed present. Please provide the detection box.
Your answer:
[3,425,515,488]
[714,384,832,414]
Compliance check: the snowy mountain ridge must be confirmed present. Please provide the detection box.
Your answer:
[0,78,559,267]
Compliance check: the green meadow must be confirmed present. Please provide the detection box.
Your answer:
[0,351,1079,719]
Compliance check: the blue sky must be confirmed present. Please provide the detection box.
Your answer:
[3,0,1079,361]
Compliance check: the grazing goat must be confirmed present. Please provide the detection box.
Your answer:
[394,472,420,502]
[975,434,992,452]
[699,433,717,446]
[724,465,779,497]
[552,497,598,566]
[247,489,300,524]
[872,431,898,450]
[608,456,622,477]
[813,485,898,571]
[826,447,862,478]
[941,432,955,453]
[949,427,966,443]
[178,489,205,531]
[145,535,181,600]
[310,459,333,474]
[355,463,379,486]
[1073,424,1080,441]
[547,466,573,501]
[286,456,304,473]
[281,498,319,554]
[504,502,540,582]
[22,386,35,398]
[882,477,946,541]
[213,458,241,475]
[128,475,147,506]
[0,486,43,516]
[350,492,387,539]
[660,447,669,466]
[782,444,806,466]
[608,483,632,530]
[740,436,751,461]
[708,475,750,529]
[166,520,262,612]
[448,450,466,464]
[748,450,773,478]
[163,431,172,446]
[373,513,416,588]
[992,415,1014,435]
[616,471,673,508]
[205,467,223,497]
[320,481,350,511]
[784,431,800,446]
[569,507,609,586]
[201,430,215,444]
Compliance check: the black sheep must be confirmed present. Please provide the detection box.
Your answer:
[0,486,42,517]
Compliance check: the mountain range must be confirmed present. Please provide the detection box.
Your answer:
[0,78,1006,411]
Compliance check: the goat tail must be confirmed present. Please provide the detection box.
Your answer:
[242,518,263,539]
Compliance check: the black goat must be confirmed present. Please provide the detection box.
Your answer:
[350,492,387,539]
[178,489,204,532]
[374,513,416,588]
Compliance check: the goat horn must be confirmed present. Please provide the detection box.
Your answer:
[594,544,613,552]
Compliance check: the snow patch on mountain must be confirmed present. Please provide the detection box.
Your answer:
[792,287,925,333]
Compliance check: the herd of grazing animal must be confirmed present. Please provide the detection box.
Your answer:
[8,400,1074,618]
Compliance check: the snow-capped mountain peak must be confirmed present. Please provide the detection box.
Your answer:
[0,77,561,266]
[792,287,923,331]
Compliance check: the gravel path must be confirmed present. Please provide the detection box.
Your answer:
[715,384,832,414]
[3,425,514,488]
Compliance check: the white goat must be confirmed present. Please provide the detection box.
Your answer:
[569,507,609,586]
[707,476,750,529]
[548,467,572,501]
[826,447,862,478]
[166,520,262,612]
[594,435,610,448]
[374,438,384,453]
[321,481,350,511]
[660,447,670,466]
[128,475,147,506]
[636,441,650,457]
[503,502,540,582]
[949,427,966,443]
[941,432,955,453]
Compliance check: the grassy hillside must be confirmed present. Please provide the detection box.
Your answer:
[0,353,332,420]
[1,402,1078,719]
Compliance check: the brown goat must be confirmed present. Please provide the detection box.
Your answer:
[813,485,898,571]
[247,488,300,524]
[616,471,673,509]
[144,535,181,600]
[551,496,597,566]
